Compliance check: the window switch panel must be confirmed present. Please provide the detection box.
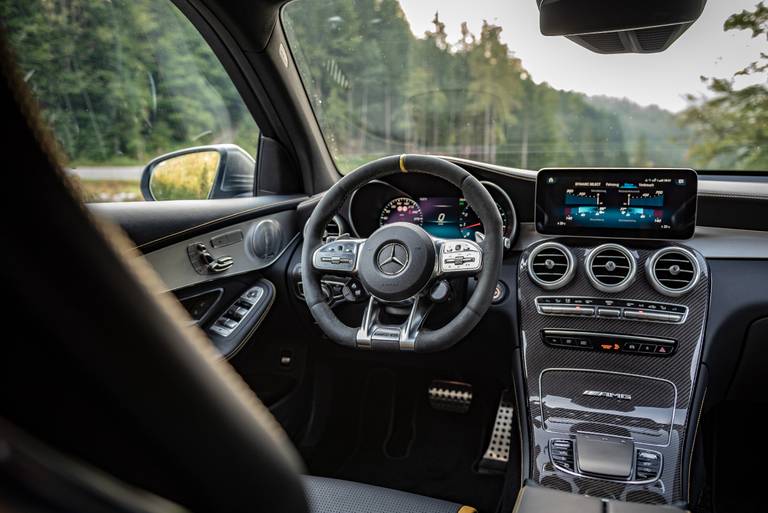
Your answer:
[208,286,265,339]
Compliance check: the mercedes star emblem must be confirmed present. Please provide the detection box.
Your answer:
[376,242,409,275]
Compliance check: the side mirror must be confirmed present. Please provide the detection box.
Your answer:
[536,0,706,54]
[140,144,255,201]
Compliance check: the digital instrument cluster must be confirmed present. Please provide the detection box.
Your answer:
[348,177,517,248]
[379,196,508,241]
[535,168,698,239]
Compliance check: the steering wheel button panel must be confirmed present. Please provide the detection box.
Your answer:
[439,240,482,273]
[312,239,362,272]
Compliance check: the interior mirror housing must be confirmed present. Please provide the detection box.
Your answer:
[140,144,255,201]
[537,0,707,54]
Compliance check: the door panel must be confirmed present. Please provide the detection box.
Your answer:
[88,194,310,435]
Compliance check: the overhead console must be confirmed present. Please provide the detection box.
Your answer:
[516,168,708,506]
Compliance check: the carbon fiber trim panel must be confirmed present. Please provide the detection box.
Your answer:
[518,240,709,505]
[540,370,676,446]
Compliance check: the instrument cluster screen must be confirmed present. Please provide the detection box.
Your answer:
[379,196,508,240]
[536,168,697,239]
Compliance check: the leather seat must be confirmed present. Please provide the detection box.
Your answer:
[303,476,476,513]
[0,28,477,513]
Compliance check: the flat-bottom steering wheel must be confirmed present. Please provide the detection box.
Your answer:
[301,154,504,352]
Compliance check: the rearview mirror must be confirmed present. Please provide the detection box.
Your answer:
[140,144,255,201]
[537,0,706,54]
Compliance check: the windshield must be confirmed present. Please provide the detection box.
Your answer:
[282,0,768,174]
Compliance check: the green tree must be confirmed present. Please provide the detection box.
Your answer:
[680,2,768,170]
[1,0,259,165]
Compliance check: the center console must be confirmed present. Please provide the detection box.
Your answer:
[517,168,708,505]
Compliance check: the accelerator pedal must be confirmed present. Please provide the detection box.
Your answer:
[428,380,473,414]
[479,390,514,474]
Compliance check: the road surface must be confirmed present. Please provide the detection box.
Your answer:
[66,166,143,181]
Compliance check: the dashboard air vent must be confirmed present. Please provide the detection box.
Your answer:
[322,215,345,243]
[647,247,700,297]
[586,244,636,293]
[528,242,575,290]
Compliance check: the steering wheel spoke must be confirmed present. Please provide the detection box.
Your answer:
[356,294,433,351]
[312,238,365,274]
[436,239,483,277]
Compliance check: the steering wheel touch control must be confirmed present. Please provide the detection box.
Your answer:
[300,154,504,352]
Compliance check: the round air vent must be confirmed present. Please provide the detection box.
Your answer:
[646,247,700,297]
[528,242,575,290]
[585,244,636,293]
[322,215,346,243]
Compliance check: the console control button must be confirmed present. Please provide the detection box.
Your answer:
[549,439,575,472]
[635,449,663,481]
[624,309,683,323]
[536,297,686,323]
[539,305,595,316]
[542,330,676,357]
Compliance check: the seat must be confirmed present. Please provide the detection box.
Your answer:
[0,29,479,513]
[303,476,476,513]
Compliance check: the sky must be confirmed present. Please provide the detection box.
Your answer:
[398,0,765,112]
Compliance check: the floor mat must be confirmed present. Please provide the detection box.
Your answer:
[305,367,507,513]
[710,401,759,513]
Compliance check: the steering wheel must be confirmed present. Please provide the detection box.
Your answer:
[301,154,504,352]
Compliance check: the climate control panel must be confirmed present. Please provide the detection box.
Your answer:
[535,296,687,323]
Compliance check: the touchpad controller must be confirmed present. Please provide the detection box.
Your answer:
[575,434,633,479]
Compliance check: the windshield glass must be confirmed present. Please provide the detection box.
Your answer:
[282,0,768,174]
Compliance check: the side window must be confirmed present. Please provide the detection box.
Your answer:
[1,0,260,202]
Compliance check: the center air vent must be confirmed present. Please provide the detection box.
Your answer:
[585,244,636,293]
[528,242,575,290]
[647,247,700,297]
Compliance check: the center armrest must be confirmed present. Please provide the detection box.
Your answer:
[512,486,690,513]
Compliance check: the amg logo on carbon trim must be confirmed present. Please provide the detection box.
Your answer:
[582,390,632,401]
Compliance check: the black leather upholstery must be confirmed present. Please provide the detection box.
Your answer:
[1,27,308,513]
[302,477,468,513]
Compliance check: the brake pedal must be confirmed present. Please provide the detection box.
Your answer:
[428,380,472,414]
[479,390,514,473]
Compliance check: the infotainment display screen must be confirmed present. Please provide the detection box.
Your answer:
[535,168,698,239]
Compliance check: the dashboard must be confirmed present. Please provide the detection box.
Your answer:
[120,156,768,509]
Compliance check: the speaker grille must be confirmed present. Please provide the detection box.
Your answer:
[636,25,678,52]
[578,32,625,53]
